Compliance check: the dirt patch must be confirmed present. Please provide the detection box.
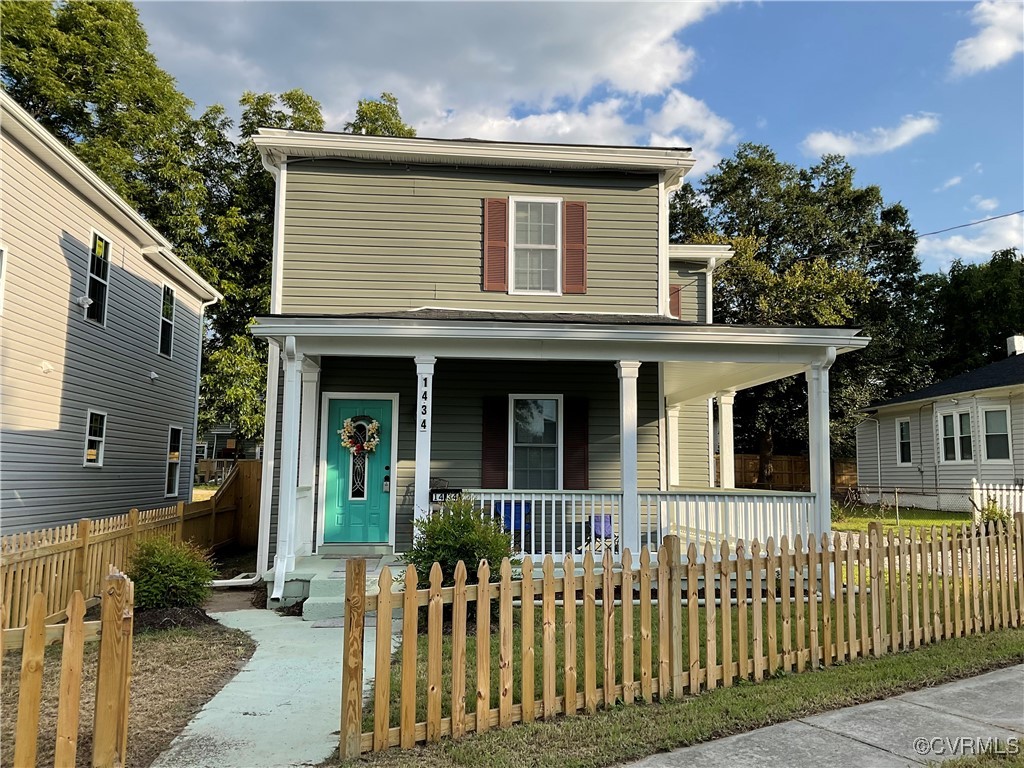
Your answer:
[275,598,306,617]
[133,606,219,634]
[204,587,260,613]
[2,623,255,767]
[212,546,258,580]
[250,583,268,609]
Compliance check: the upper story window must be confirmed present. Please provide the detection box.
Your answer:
[159,285,175,357]
[510,396,561,489]
[165,426,183,496]
[940,410,973,462]
[896,418,912,465]
[511,197,561,294]
[983,408,1011,461]
[84,410,107,466]
[87,232,111,325]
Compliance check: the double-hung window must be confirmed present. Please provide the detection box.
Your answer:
[940,411,973,462]
[87,232,111,325]
[165,427,183,496]
[896,418,912,465]
[84,410,107,466]
[159,285,175,357]
[983,408,1011,461]
[510,198,561,294]
[510,396,561,489]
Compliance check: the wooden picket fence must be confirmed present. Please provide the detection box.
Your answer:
[2,569,135,767]
[339,514,1023,756]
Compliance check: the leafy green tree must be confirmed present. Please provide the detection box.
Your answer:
[344,91,416,137]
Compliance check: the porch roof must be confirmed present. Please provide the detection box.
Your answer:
[252,311,868,401]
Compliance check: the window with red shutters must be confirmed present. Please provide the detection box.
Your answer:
[482,198,509,292]
[480,396,509,488]
[562,396,589,490]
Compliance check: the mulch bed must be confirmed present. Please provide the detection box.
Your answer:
[133,606,220,634]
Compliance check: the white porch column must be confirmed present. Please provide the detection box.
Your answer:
[666,405,681,487]
[806,348,837,536]
[617,361,642,554]
[414,356,436,523]
[272,336,302,599]
[295,357,320,557]
[717,391,736,489]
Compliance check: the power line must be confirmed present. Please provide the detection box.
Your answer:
[917,210,1023,239]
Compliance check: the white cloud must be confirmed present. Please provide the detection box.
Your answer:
[934,176,963,192]
[917,213,1024,271]
[647,90,738,175]
[970,195,1000,212]
[801,113,940,157]
[950,0,1024,77]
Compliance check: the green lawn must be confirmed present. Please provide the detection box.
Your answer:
[832,505,972,533]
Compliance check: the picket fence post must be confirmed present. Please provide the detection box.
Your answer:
[339,558,366,759]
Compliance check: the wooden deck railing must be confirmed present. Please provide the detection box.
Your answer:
[339,514,1023,756]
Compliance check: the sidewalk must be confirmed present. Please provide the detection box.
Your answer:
[151,608,387,768]
[627,665,1024,767]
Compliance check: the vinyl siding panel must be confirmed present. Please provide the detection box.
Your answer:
[281,161,660,314]
[0,130,206,533]
[669,263,706,323]
[676,400,712,487]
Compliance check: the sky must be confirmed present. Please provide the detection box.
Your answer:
[136,0,1024,273]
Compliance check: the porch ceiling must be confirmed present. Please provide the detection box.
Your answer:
[663,361,810,403]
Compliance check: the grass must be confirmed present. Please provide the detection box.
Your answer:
[942,745,1024,767]
[329,627,1024,768]
[831,504,972,533]
[1,624,255,767]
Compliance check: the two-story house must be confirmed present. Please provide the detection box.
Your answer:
[248,129,868,604]
[0,92,220,533]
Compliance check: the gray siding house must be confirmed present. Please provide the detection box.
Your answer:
[0,92,220,533]
[856,336,1024,511]
[248,130,868,604]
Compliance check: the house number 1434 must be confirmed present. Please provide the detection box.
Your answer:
[419,376,430,432]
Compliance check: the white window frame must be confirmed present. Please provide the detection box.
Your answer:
[938,409,974,463]
[982,406,1013,463]
[86,229,112,326]
[895,417,913,466]
[507,394,564,490]
[158,283,175,358]
[83,409,107,467]
[194,443,208,461]
[165,425,183,497]
[508,196,563,296]
[0,243,7,315]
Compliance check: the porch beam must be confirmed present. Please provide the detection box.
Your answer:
[806,348,836,536]
[414,356,436,524]
[617,361,642,554]
[272,336,302,599]
[717,391,736,489]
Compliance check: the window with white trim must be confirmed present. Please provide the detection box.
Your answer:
[896,418,912,465]
[940,411,973,462]
[195,443,208,461]
[165,426,183,496]
[87,232,111,324]
[510,396,561,489]
[84,410,106,466]
[159,285,175,357]
[983,408,1011,461]
[510,198,561,294]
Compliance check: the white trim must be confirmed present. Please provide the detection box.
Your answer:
[410,306,664,317]
[668,244,735,265]
[657,362,667,491]
[895,416,913,466]
[657,172,669,315]
[707,398,715,487]
[83,409,107,467]
[257,343,281,576]
[508,394,564,490]
[981,406,1013,463]
[268,162,287,314]
[195,444,208,460]
[316,392,400,551]
[158,283,176,358]
[164,425,184,497]
[936,407,975,464]
[507,196,563,296]
[85,229,113,327]
[0,243,7,315]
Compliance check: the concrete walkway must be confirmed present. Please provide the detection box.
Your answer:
[628,665,1024,767]
[151,609,386,768]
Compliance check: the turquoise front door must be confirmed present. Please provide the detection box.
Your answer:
[324,398,393,544]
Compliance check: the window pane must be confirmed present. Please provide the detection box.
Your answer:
[898,421,910,442]
[514,399,558,444]
[88,413,106,439]
[168,428,182,459]
[899,442,912,464]
[86,439,101,463]
[942,414,954,438]
[960,434,973,461]
[513,447,557,489]
[514,202,557,247]
[166,464,178,495]
[986,434,1010,460]
[943,436,956,462]
[162,286,175,320]
[958,412,972,436]
[87,280,107,323]
[984,410,1008,435]
[160,321,173,356]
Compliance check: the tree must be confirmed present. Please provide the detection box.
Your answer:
[344,91,416,137]
[930,248,1024,378]
[672,144,928,482]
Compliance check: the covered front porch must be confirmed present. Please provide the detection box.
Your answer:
[252,311,867,599]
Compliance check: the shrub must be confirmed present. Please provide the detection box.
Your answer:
[979,497,1011,526]
[129,536,217,611]
[404,496,515,588]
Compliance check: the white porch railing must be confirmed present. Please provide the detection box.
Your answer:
[465,488,819,560]
[971,479,1024,516]
[640,490,817,555]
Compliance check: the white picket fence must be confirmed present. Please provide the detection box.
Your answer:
[971,479,1024,516]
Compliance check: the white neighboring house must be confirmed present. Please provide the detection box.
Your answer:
[856,335,1024,511]
[0,92,221,533]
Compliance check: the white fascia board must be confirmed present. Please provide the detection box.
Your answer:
[253,129,695,181]
[669,244,735,267]
[142,249,221,303]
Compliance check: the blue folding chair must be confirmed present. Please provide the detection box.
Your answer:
[496,501,531,549]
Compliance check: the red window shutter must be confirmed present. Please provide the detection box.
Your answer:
[482,198,509,292]
[563,397,589,490]
[481,396,509,488]
[669,284,681,319]
[562,201,587,294]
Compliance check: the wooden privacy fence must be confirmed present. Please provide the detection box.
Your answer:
[3,570,134,768]
[340,515,1023,756]
[723,454,858,492]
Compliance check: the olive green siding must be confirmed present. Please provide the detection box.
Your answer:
[281,161,660,314]
[676,400,712,488]
[669,262,707,323]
